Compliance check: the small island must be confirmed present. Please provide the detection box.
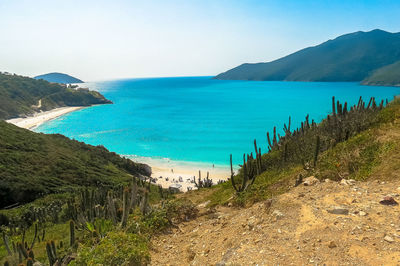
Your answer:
[34,72,84,84]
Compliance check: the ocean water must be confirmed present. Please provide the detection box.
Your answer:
[35,77,399,167]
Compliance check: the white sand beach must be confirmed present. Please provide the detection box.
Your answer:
[128,156,232,192]
[6,107,231,192]
[6,106,85,130]
[151,164,230,192]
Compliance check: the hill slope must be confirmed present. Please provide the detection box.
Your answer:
[151,179,400,265]
[215,29,400,82]
[362,60,400,86]
[151,97,400,265]
[0,121,151,208]
[34,72,83,84]
[0,72,111,120]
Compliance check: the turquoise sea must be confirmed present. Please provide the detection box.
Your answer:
[35,77,399,167]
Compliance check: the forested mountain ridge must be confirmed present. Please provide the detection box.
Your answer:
[0,72,111,120]
[215,29,400,85]
[0,121,151,208]
[361,60,400,86]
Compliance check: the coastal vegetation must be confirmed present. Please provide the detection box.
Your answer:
[0,120,196,265]
[34,73,83,84]
[361,60,400,86]
[181,95,400,207]
[1,73,400,265]
[0,175,195,265]
[0,121,151,208]
[0,73,111,120]
[1,94,400,264]
[215,29,400,86]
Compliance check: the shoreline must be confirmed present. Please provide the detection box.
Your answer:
[127,155,231,191]
[6,106,86,130]
[6,106,232,192]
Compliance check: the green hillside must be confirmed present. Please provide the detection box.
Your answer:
[34,72,84,84]
[215,29,400,82]
[0,121,151,208]
[362,60,400,86]
[0,72,111,120]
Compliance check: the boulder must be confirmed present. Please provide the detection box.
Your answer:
[303,176,319,186]
[384,235,395,243]
[379,196,398,206]
[327,207,349,215]
[340,179,356,186]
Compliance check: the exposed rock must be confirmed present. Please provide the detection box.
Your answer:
[359,211,367,216]
[384,235,395,243]
[327,207,349,215]
[272,210,284,219]
[198,200,211,208]
[340,179,356,186]
[328,241,337,248]
[263,199,273,209]
[303,176,319,186]
[379,196,398,206]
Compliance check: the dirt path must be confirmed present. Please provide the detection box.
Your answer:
[150,179,400,265]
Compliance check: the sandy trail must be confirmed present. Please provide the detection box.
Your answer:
[150,179,400,265]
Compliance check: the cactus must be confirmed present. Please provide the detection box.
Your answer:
[367,97,373,109]
[283,116,291,135]
[140,190,149,215]
[283,143,288,162]
[193,171,213,188]
[120,187,129,227]
[4,261,10,266]
[130,179,138,209]
[267,131,273,150]
[230,153,258,193]
[50,240,57,259]
[69,220,75,247]
[253,139,262,175]
[28,249,34,260]
[46,241,56,266]
[26,258,34,266]
[230,95,386,192]
[21,229,25,246]
[332,96,336,115]
[313,135,321,167]
[41,228,45,241]
[107,191,117,224]
[30,223,38,249]
[295,174,303,187]
[17,242,28,259]
[272,127,278,147]
[2,231,12,256]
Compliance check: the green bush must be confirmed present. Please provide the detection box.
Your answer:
[75,231,150,265]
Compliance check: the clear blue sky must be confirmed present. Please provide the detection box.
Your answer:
[1,0,399,81]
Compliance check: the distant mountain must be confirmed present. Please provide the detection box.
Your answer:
[215,29,400,84]
[34,72,84,84]
[361,60,400,86]
[0,72,111,120]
